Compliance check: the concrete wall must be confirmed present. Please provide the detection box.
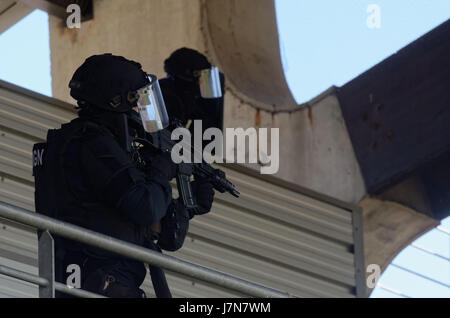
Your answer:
[49,0,365,204]
[50,0,205,95]
[48,0,437,296]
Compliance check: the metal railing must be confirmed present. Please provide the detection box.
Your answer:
[0,264,106,298]
[0,201,290,298]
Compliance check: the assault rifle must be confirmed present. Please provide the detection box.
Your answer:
[139,120,240,214]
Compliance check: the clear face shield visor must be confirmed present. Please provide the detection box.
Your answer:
[136,74,169,133]
[195,66,223,99]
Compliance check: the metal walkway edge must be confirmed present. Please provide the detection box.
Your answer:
[0,200,291,298]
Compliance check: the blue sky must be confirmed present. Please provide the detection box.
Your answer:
[276,0,450,103]
[0,10,51,95]
[0,3,449,298]
[371,225,450,298]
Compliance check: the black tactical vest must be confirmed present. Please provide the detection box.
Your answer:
[32,118,147,257]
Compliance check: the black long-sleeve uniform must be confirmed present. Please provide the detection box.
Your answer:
[33,115,173,293]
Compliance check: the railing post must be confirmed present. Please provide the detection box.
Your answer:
[38,230,55,298]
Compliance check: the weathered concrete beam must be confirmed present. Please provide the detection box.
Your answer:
[360,197,439,296]
[0,1,34,35]
[202,0,298,112]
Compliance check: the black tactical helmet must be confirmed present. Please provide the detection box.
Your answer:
[69,53,149,112]
[164,48,211,82]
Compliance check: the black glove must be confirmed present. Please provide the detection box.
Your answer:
[191,177,215,216]
[158,199,189,252]
[145,151,177,181]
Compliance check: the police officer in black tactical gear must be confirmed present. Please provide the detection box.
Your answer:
[158,48,223,217]
[159,47,225,136]
[32,53,215,298]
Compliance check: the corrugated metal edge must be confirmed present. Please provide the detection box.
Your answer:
[351,206,366,298]
[221,164,366,296]
[224,164,359,213]
[0,79,76,113]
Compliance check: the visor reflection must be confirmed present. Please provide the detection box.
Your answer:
[137,75,169,133]
[198,66,222,99]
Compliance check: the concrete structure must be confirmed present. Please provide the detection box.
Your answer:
[1,0,448,296]
[0,1,34,34]
[47,1,369,203]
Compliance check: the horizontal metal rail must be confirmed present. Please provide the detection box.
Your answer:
[0,265,105,298]
[0,201,290,298]
[54,282,106,298]
[375,283,411,298]
[436,226,450,235]
[0,265,48,287]
[411,243,450,261]
[390,263,450,289]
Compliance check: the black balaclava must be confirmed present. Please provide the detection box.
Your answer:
[160,48,225,133]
